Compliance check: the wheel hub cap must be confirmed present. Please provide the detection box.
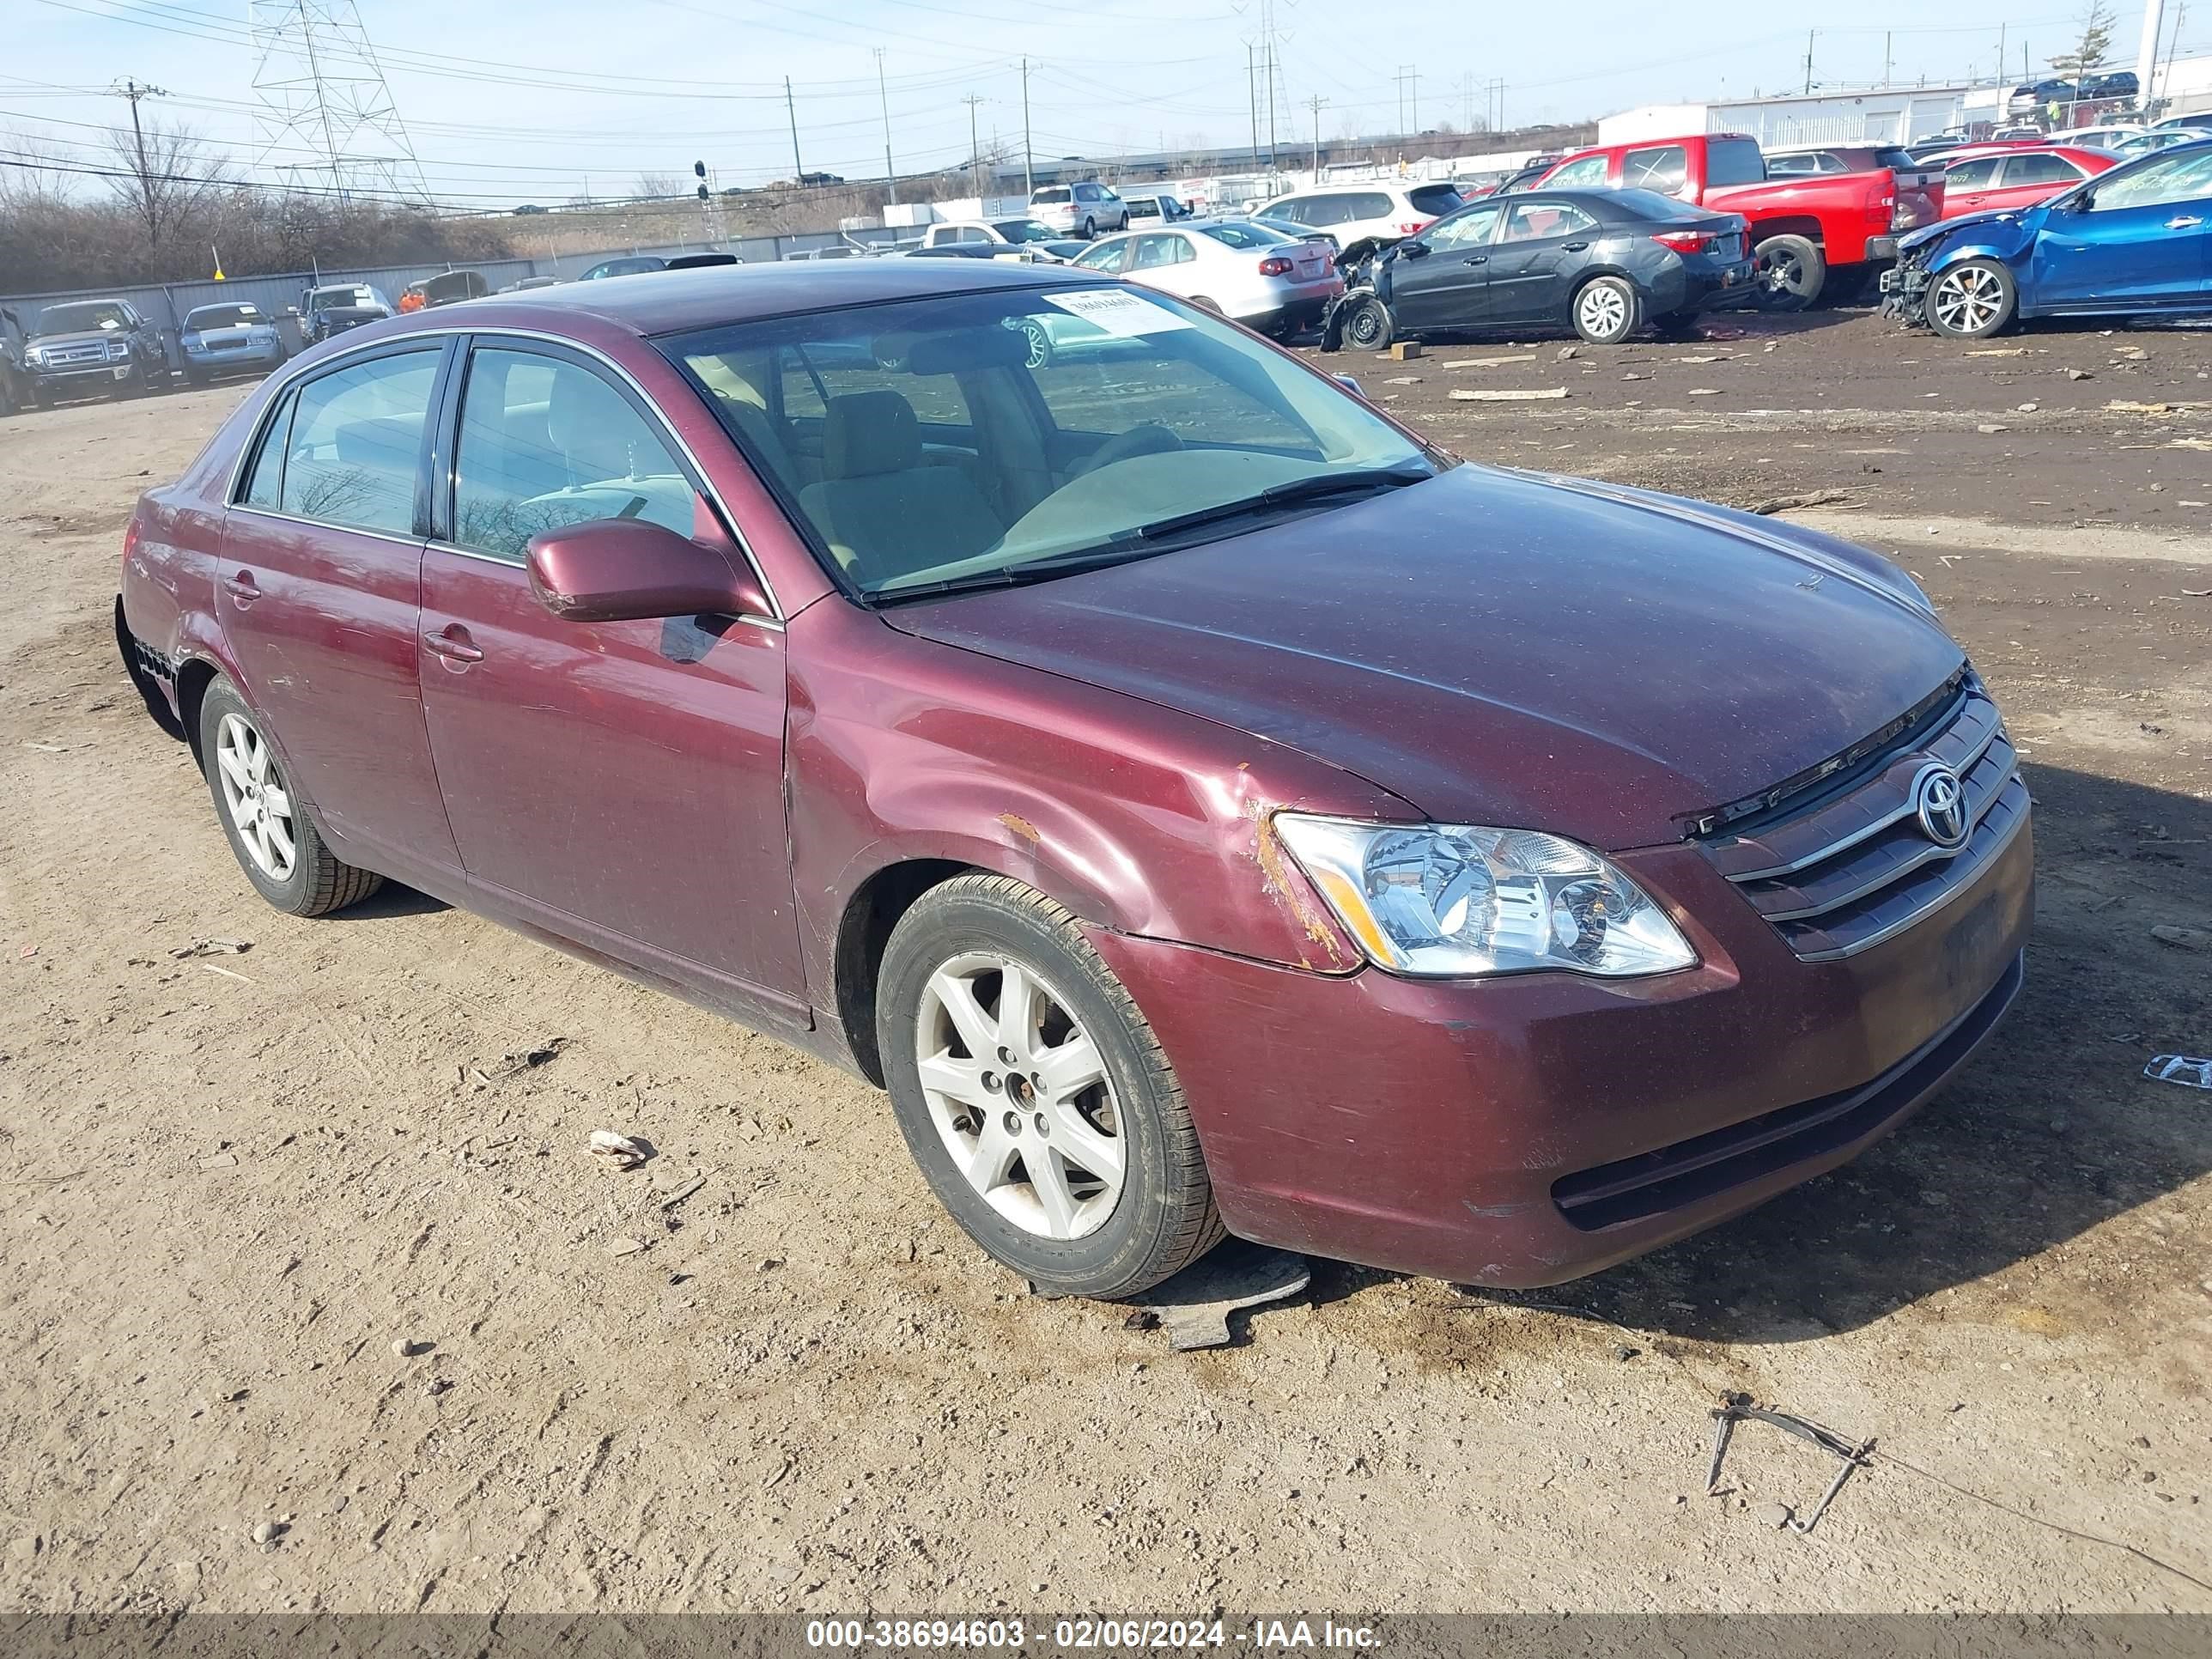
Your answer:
[214,711,297,881]
[915,953,1125,1240]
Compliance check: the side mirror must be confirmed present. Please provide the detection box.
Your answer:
[1397,240,1430,258]
[1331,373,1368,400]
[526,518,769,623]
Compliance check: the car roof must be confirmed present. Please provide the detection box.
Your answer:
[427,257,1102,336]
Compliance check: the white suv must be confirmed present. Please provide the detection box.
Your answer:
[1255,181,1466,263]
[1030,181,1130,238]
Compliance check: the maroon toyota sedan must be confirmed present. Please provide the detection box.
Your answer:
[116,261,2031,1298]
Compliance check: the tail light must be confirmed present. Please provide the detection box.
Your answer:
[1652,230,1709,253]
[121,515,141,570]
[1395,219,1431,234]
[1257,256,1294,276]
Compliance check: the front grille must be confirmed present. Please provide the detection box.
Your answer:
[45,343,110,366]
[1702,675,2028,960]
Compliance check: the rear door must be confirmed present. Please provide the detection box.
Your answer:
[1938,156,2003,216]
[1482,199,1603,323]
[1387,203,1503,330]
[415,337,805,1009]
[216,342,464,887]
[1991,151,2087,212]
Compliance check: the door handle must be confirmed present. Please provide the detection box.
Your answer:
[2168,216,2203,229]
[1462,254,1488,265]
[1563,240,1590,252]
[222,569,260,603]
[422,624,483,665]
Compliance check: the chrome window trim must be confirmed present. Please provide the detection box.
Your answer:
[1788,786,2031,962]
[1721,710,2006,884]
[228,505,427,552]
[222,323,784,623]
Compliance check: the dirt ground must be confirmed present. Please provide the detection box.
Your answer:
[2,308,2209,1622]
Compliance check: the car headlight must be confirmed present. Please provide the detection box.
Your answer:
[24,346,42,364]
[1273,815,1697,980]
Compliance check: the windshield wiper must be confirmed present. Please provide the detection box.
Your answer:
[869,462,1434,605]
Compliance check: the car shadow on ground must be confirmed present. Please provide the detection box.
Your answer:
[325,882,448,920]
[1302,763,2211,1346]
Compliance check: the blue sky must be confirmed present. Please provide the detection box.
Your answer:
[5,0,2205,209]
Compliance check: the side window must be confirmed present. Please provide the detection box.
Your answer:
[1945,157,2001,190]
[280,351,440,537]
[1299,195,1350,226]
[1073,239,1130,274]
[239,389,296,509]
[1350,192,1394,221]
[1502,201,1595,242]
[452,347,699,563]
[1131,234,1189,269]
[1425,205,1502,251]
[1623,144,1688,194]
[1268,198,1309,224]
[2090,149,2212,210]
[2001,153,2081,187]
[1547,155,1611,188]
[1765,154,1817,176]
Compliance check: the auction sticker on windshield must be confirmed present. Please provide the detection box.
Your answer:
[1043,289,1193,337]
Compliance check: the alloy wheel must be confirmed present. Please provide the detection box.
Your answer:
[914,951,1125,1241]
[1931,265,2005,335]
[1576,283,1628,341]
[214,712,297,881]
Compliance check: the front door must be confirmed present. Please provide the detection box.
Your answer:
[415,338,805,1016]
[1386,204,1503,331]
[1483,200,1604,325]
[2033,149,2212,307]
[216,341,464,885]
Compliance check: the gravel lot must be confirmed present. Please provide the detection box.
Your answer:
[1,307,2208,1620]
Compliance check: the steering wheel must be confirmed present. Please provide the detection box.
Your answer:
[1072,422,1185,477]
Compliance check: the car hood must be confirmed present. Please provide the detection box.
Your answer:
[884,465,1964,849]
[1899,208,2028,252]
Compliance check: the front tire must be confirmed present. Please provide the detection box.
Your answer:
[1340,293,1395,350]
[197,678,383,917]
[1571,275,1642,344]
[1925,258,2018,339]
[878,874,1224,1299]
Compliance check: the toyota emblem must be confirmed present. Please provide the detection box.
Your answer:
[1912,763,1969,850]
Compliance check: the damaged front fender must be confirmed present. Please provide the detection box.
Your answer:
[1883,213,2034,327]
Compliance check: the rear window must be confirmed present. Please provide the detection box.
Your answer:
[1705,138,1767,186]
[1199,222,1291,248]
[1406,184,1465,216]
[1033,188,1071,204]
[1871,147,1918,171]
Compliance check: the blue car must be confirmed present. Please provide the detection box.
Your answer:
[1883,140,2212,337]
[179,301,287,385]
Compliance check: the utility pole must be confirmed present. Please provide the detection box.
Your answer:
[1883,31,1893,87]
[962,93,984,201]
[1802,28,1815,94]
[1996,23,2007,88]
[1020,57,1034,197]
[1247,44,1259,162]
[1265,31,1278,173]
[1396,65,1417,134]
[1306,94,1326,173]
[112,78,168,244]
[873,47,896,205]
[2135,0,2166,109]
[784,76,804,185]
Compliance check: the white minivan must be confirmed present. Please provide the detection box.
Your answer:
[1030,181,1131,238]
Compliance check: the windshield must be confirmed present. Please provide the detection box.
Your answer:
[35,301,128,336]
[662,284,1435,599]
[991,220,1058,243]
[1706,137,1767,186]
[308,288,372,310]
[186,304,262,329]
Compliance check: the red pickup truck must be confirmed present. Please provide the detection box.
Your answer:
[1532,132,1944,307]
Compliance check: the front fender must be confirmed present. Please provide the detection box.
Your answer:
[1923,233,2031,274]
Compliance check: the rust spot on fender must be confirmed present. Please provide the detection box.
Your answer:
[997,812,1042,844]
[1250,805,1352,968]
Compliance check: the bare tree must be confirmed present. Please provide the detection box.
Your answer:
[101,119,224,250]
[633,171,687,200]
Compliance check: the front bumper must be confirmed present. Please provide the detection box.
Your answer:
[185,342,285,374]
[1089,814,2032,1286]
[29,359,137,391]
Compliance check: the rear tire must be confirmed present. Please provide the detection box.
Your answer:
[1571,275,1642,344]
[1018,319,1053,369]
[197,678,383,918]
[878,873,1224,1300]
[1340,293,1395,351]
[1081,216,1096,239]
[1924,258,2018,339]
[1755,234,1826,310]
[1187,294,1224,314]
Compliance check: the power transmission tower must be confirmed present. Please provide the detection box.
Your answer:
[249,0,429,204]
[1020,57,1034,197]
[1246,44,1259,161]
[963,93,985,200]
[1395,65,1419,135]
